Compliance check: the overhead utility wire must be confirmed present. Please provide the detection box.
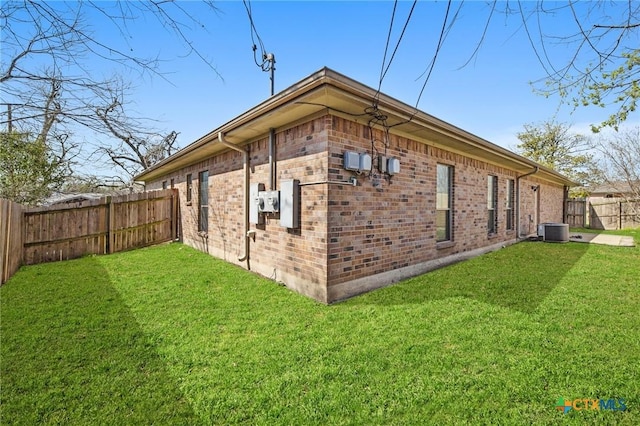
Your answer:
[242,0,273,72]
[377,0,398,95]
[380,0,417,84]
[374,0,418,104]
[411,0,452,113]
[381,0,455,131]
[242,0,275,95]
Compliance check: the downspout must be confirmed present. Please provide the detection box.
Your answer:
[269,128,276,190]
[562,185,569,225]
[516,166,539,239]
[217,132,251,264]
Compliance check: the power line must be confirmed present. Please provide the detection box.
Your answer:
[374,0,418,105]
[413,0,452,110]
[378,0,398,94]
[242,0,276,95]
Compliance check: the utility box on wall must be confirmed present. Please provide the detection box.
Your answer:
[259,190,280,213]
[343,151,360,171]
[280,179,300,229]
[250,183,265,224]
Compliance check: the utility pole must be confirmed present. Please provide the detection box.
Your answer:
[2,103,17,132]
[265,53,276,96]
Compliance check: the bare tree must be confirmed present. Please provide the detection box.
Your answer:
[494,2,639,131]
[598,127,640,222]
[1,1,219,183]
[95,93,179,180]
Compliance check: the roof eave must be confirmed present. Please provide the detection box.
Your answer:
[135,67,575,187]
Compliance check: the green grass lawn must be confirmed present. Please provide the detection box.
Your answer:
[1,236,639,425]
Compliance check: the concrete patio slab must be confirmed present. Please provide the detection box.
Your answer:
[569,233,636,247]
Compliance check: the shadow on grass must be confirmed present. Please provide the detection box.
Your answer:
[343,240,591,314]
[0,256,200,425]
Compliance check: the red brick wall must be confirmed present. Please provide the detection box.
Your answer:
[147,116,332,301]
[326,118,522,289]
[147,113,566,303]
[518,176,565,236]
[324,117,566,300]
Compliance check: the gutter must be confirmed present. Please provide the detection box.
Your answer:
[216,132,251,265]
[516,166,539,238]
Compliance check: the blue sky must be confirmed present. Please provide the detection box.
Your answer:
[7,1,639,177]
[108,0,635,154]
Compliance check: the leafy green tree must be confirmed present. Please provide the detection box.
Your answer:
[581,51,640,132]
[0,131,69,205]
[516,120,603,195]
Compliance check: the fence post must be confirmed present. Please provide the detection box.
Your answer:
[619,201,623,230]
[172,189,178,240]
[105,196,113,254]
[1,200,9,284]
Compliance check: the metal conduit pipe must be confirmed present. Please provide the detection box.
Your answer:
[217,132,250,264]
[298,179,357,187]
[269,128,276,190]
[516,166,539,239]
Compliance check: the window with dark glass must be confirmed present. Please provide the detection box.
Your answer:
[436,164,453,242]
[506,179,515,231]
[487,175,498,234]
[186,174,193,203]
[162,181,167,190]
[198,171,209,233]
[170,178,174,189]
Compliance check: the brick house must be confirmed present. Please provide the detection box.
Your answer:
[135,68,573,303]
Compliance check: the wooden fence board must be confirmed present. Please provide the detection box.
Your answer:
[589,199,640,230]
[22,189,177,265]
[565,198,586,228]
[1,199,24,285]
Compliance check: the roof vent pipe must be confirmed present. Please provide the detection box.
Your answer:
[217,132,251,264]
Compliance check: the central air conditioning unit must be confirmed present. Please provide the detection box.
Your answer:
[537,223,569,242]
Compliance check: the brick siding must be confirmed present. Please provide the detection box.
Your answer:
[147,113,566,303]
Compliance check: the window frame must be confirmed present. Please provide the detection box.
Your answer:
[487,175,498,235]
[186,173,193,204]
[506,179,515,231]
[436,164,454,242]
[198,170,209,233]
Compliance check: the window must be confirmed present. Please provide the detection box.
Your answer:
[198,171,209,233]
[162,181,167,189]
[506,179,515,231]
[170,178,175,189]
[487,175,498,234]
[436,164,453,242]
[186,174,193,203]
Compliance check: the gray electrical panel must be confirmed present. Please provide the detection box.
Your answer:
[250,182,264,224]
[280,179,300,229]
[258,190,280,213]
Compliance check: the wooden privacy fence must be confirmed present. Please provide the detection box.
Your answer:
[1,189,178,284]
[565,198,586,228]
[589,199,640,230]
[1,199,24,285]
